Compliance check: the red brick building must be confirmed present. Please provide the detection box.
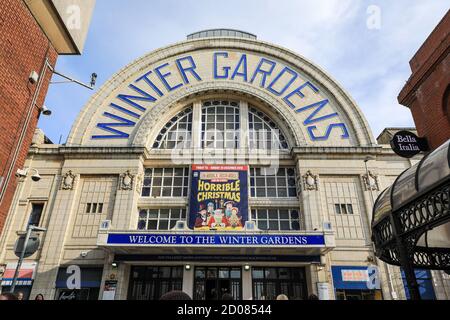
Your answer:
[0,0,95,233]
[398,9,450,150]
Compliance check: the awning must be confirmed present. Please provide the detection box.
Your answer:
[1,262,37,286]
[371,139,450,269]
[97,230,336,258]
[331,266,381,290]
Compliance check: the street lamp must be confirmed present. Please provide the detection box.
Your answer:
[364,156,398,300]
[9,225,46,293]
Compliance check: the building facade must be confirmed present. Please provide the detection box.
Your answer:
[398,9,450,150]
[0,0,95,234]
[1,29,448,300]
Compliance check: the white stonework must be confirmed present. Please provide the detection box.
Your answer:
[302,170,319,191]
[0,32,448,301]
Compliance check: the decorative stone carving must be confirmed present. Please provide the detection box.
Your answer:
[61,170,76,190]
[119,170,135,190]
[302,170,319,191]
[362,170,379,191]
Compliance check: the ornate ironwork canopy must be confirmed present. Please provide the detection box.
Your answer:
[372,139,450,268]
[371,139,450,299]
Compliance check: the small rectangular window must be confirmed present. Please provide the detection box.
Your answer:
[92,203,97,213]
[28,203,44,227]
[341,204,348,214]
[347,204,353,214]
[335,204,341,214]
[86,203,91,213]
[98,203,103,213]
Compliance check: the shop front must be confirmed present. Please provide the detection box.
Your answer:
[0,262,37,299]
[331,266,382,300]
[54,266,103,300]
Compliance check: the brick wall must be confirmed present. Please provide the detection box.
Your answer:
[398,10,450,150]
[0,0,58,233]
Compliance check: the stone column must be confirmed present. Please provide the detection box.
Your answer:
[242,266,252,300]
[182,266,194,298]
[111,167,142,230]
[30,171,81,299]
[98,253,130,300]
[296,160,321,231]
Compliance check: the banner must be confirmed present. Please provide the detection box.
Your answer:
[107,233,326,246]
[189,165,248,231]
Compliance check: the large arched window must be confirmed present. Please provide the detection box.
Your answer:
[152,106,193,149]
[248,106,289,149]
[201,100,240,148]
[152,100,290,149]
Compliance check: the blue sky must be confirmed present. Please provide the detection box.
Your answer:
[40,0,449,143]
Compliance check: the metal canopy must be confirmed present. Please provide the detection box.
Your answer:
[371,139,450,299]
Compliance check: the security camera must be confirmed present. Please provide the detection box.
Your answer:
[90,73,97,87]
[15,169,27,178]
[31,172,41,182]
[41,105,52,116]
[29,71,39,84]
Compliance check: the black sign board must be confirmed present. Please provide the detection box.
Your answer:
[390,130,429,158]
[14,234,40,258]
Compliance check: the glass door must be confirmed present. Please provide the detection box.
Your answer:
[194,266,242,300]
[251,267,307,300]
[128,266,183,300]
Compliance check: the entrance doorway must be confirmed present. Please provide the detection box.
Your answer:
[194,267,242,300]
[128,266,183,300]
[252,267,307,300]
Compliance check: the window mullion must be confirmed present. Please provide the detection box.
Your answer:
[192,101,202,148]
[239,100,248,149]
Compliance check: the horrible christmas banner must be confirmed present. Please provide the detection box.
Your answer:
[189,165,248,231]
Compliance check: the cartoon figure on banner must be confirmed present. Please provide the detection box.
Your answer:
[208,209,229,229]
[194,204,209,228]
[228,207,242,228]
[224,201,234,218]
[207,202,215,218]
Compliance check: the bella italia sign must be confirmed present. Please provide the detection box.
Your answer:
[91,50,350,142]
[390,130,429,158]
[107,233,325,246]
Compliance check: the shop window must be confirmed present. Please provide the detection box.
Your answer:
[250,167,297,198]
[137,208,187,230]
[251,208,301,230]
[28,203,44,227]
[55,267,103,300]
[335,289,381,300]
[248,106,289,149]
[401,269,436,300]
[201,100,240,148]
[141,167,189,197]
[153,106,193,149]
